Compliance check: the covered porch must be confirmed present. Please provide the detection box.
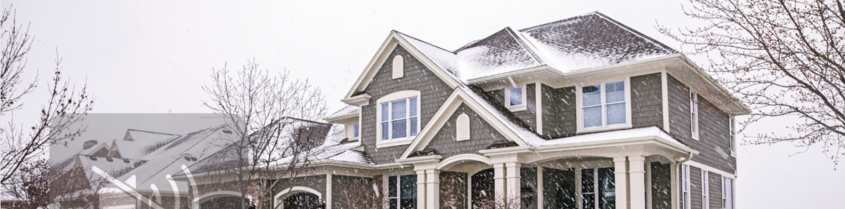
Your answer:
[399,128,695,209]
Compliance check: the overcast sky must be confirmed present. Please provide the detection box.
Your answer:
[5,0,844,208]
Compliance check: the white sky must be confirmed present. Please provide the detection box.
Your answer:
[5,0,844,208]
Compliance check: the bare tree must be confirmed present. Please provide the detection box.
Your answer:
[202,59,327,209]
[658,0,845,167]
[0,6,94,186]
[1,159,51,209]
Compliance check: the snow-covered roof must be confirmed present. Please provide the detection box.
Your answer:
[113,130,181,159]
[395,12,676,82]
[527,126,686,149]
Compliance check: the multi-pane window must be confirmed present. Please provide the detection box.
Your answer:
[353,123,360,138]
[388,174,417,209]
[582,80,626,129]
[722,177,734,209]
[702,170,709,209]
[581,167,615,209]
[690,91,699,137]
[729,117,735,152]
[681,165,690,209]
[380,97,418,140]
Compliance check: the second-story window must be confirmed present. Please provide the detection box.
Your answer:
[504,85,526,111]
[581,80,627,129]
[690,91,699,139]
[381,97,418,140]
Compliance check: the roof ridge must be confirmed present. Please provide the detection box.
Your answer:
[504,27,547,66]
[518,11,601,32]
[394,31,455,55]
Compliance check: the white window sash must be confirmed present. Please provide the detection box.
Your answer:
[580,80,628,131]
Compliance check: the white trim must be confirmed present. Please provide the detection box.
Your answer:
[689,99,698,139]
[662,70,671,133]
[376,90,421,148]
[399,88,529,159]
[684,161,736,179]
[681,164,691,209]
[326,174,333,209]
[504,84,528,111]
[536,82,543,135]
[436,154,492,170]
[576,78,633,134]
[274,186,322,209]
[456,113,471,141]
[536,167,544,209]
[196,191,253,208]
[343,31,460,101]
[702,170,709,209]
[392,55,404,79]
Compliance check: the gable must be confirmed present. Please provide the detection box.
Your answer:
[359,45,455,164]
[343,31,461,101]
[419,104,509,159]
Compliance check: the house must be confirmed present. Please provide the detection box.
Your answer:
[47,114,239,209]
[185,12,748,209]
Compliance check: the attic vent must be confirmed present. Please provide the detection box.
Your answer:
[456,113,470,141]
[123,159,130,163]
[392,55,404,79]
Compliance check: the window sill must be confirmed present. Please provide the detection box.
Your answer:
[691,133,700,141]
[730,151,737,157]
[376,137,414,148]
[507,105,527,112]
[456,136,470,141]
[577,124,633,134]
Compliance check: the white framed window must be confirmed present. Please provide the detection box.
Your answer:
[376,90,421,148]
[353,123,360,138]
[722,177,734,209]
[581,167,615,209]
[681,164,690,209]
[729,117,736,154]
[387,174,417,209]
[691,91,700,140]
[702,170,709,209]
[577,79,631,133]
[504,85,527,111]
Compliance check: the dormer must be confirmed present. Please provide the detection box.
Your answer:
[324,106,361,141]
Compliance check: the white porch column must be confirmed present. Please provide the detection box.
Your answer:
[416,170,427,209]
[537,167,544,209]
[326,174,333,209]
[505,162,521,206]
[614,157,629,209]
[493,163,506,199]
[629,156,646,209]
[425,170,440,209]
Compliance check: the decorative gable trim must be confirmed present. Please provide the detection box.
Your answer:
[342,31,461,103]
[399,88,529,159]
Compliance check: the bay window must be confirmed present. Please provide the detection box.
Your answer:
[578,80,629,132]
[388,174,417,209]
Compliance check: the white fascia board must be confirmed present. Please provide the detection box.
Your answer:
[399,88,530,159]
[340,94,371,106]
[323,112,358,123]
[343,31,460,100]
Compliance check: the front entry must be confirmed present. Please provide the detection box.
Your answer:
[471,169,494,209]
[283,193,320,209]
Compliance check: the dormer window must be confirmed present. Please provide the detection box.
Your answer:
[392,55,404,79]
[505,85,526,111]
[577,79,631,133]
[376,90,421,148]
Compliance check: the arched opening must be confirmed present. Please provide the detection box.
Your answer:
[200,195,248,209]
[471,168,494,209]
[282,193,321,209]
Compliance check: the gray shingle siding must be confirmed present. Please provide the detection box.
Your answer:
[540,85,576,138]
[668,75,736,173]
[689,166,702,209]
[708,172,722,209]
[361,45,453,164]
[272,175,327,200]
[486,84,538,133]
[631,73,663,129]
[424,104,509,159]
